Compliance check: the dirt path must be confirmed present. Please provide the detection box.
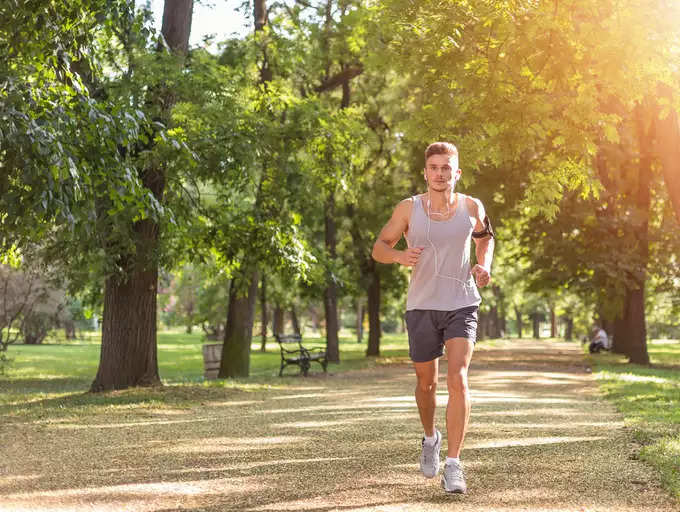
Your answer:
[1,339,677,511]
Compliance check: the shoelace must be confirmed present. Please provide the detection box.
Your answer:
[445,463,465,481]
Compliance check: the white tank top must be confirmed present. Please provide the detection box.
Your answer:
[404,194,482,311]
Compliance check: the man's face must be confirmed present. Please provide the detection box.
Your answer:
[424,153,461,191]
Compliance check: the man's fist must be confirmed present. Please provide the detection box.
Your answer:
[397,247,424,267]
[471,264,491,287]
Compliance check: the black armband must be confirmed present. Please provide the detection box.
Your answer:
[472,215,495,239]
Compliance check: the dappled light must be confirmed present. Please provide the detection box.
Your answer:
[2,340,676,511]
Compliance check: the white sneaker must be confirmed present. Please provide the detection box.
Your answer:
[419,430,441,478]
[441,459,467,494]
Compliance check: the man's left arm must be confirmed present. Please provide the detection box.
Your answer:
[468,197,495,287]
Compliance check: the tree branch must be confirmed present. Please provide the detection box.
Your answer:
[315,65,363,93]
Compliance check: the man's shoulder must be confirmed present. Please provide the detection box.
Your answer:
[464,195,485,216]
[396,195,420,210]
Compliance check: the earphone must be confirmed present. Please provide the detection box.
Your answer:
[423,190,476,291]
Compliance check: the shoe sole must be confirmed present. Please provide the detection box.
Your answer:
[421,469,439,479]
[441,479,466,494]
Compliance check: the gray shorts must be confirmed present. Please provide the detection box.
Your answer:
[404,306,479,363]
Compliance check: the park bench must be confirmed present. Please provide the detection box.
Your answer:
[275,333,328,377]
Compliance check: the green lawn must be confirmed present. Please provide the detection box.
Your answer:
[587,340,680,500]
[0,330,412,420]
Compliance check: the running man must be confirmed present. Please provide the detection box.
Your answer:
[371,142,495,494]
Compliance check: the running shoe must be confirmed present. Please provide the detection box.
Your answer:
[419,429,441,478]
[441,459,467,494]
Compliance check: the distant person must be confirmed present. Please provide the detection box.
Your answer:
[589,326,610,353]
[372,142,495,494]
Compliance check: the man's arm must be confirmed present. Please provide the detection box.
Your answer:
[467,197,495,287]
[372,199,423,266]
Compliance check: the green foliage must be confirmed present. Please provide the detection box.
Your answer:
[378,0,680,218]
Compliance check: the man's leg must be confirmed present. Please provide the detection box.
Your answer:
[444,338,475,458]
[413,359,439,437]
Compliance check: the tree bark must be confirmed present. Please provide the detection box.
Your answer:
[324,192,340,362]
[531,312,540,339]
[550,307,557,338]
[290,307,301,336]
[260,274,267,351]
[477,310,488,341]
[492,285,506,338]
[219,273,259,378]
[273,304,284,335]
[612,292,632,354]
[626,104,652,365]
[92,256,161,390]
[515,307,523,338]
[564,316,573,341]
[91,0,193,392]
[356,301,364,343]
[366,268,381,356]
[64,321,76,340]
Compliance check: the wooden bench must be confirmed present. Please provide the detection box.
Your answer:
[275,333,328,376]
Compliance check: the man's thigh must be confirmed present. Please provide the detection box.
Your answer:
[445,338,475,373]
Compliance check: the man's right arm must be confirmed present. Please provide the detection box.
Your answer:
[372,199,423,266]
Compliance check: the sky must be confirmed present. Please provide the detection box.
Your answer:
[148,0,252,49]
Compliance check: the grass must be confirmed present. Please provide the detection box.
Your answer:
[0,329,412,421]
[586,339,680,500]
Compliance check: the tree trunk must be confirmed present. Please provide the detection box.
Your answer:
[324,192,340,363]
[564,316,573,341]
[627,105,652,365]
[219,273,259,378]
[492,285,506,338]
[550,307,557,338]
[514,307,523,338]
[290,307,301,336]
[474,310,484,341]
[64,321,76,340]
[92,264,160,390]
[612,292,632,354]
[260,273,267,351]
[91,0,193,392]
[357,301,365,343]
[273,305,284,335]
[309,306,321,331]
[531,313,540,339]
[488,304,500,338]
[366,268,381,356]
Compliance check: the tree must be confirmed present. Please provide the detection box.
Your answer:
[91,0,195,391]
[0,262,64,368]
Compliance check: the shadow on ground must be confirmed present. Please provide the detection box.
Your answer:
[0,340,676,512]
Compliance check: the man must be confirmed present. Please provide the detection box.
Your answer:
[589,325,610,353]
[371,142,495,494]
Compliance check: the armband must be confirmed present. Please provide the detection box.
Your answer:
[471,215,495,239]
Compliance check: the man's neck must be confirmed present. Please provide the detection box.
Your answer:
[427,188,456,212]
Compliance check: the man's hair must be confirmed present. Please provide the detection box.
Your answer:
[425,142,458,162]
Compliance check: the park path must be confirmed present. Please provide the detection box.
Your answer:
[1,339,678,512]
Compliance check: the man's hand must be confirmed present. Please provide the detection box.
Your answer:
[471,264,491,287]
[396,247,424,267]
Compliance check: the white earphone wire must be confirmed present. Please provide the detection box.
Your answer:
[424,192,475,290]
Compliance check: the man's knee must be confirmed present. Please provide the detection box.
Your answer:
[447,370,468,395]
[416,376,437,394]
